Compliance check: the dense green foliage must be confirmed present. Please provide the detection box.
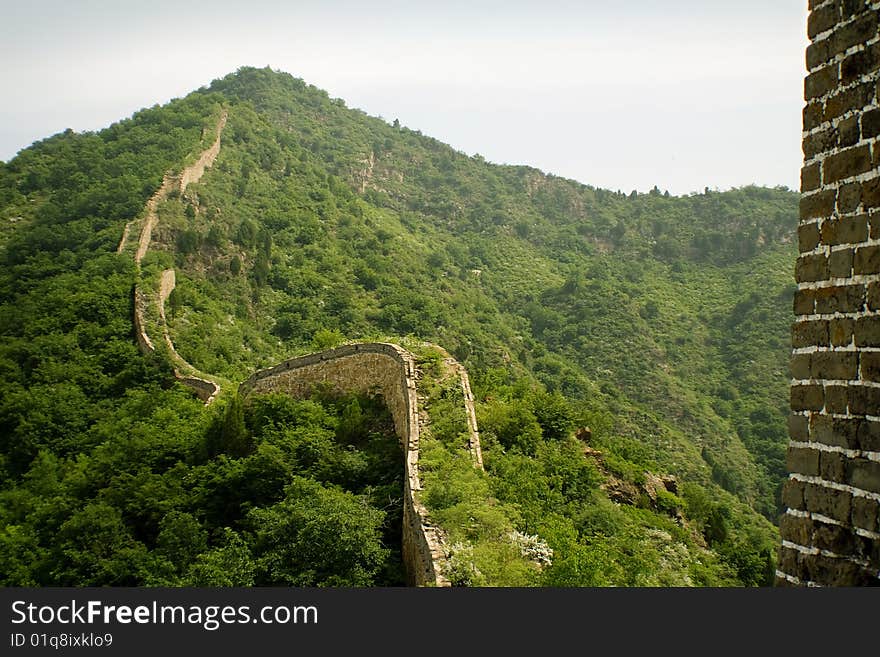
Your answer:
[0,66,797,586]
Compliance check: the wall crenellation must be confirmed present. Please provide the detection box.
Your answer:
[780,0,880,586]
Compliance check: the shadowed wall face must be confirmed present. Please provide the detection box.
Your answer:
[780,0,880,586]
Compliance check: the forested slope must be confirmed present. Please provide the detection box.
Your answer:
[0,67,797,586]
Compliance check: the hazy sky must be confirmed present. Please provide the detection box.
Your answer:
[1,1,808,196]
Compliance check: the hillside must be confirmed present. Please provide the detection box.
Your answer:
[0,66,797,586]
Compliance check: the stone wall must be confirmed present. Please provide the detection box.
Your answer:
[240,342,483,587]
[779,0,880,586]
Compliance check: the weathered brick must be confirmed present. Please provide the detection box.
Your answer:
[792,384,826,411]
[860,352,880,382]
[819,450,847,481]
[805,481,852,522]
[789,413,810,441]
[855,316,880,346]
[862,178,880,209]
[807,38,832,70]
[829,317,854,346]
[798,222,822,252]
[791,352,813,379]
[777,545,801,578]
[825,384,850,412]
[805,101,825,131]
[804,126,838,158]
[839,115,861,147]
[831,11,879,56]
[808,3,840,39]
[863,108,880,139]
[801,162,822,193]
[853,496,879,533]
[837,181,862,212]
[823,145,873,184]
[854,244,880,274]
[801,189,836,220]
[780,513,812,545]
[794,319,830,347]
[813,284,865,313]
[848,383,880,414]
[840,0,872,19]
[805,63,840,100]
[841,42,880,84]
[788,446,822,476]
[813,520,856,554]
[821,214,869,245]
[824,81,874,121]
[828,248,854,278]
[782,478,806,510]
[812,414,860,449]
[858,419,880,451]
[812,350,859,379]
[794,289,816,315]
[796,253,830,282]
[807,554,874,586]
[847,457,880,493]
[868,282,880,310]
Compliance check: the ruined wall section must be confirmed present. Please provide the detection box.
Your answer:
[240,343,473,587]
[780,0,880,586]
[129,111,227,404]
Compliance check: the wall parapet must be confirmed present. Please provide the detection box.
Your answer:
[240,342,483,587]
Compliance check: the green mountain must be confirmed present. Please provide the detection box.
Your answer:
[0,66,796,586]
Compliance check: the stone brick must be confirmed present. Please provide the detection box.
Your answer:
[777,545,801,577]
[808,3,839,40]
[807,554,873,586]
[788,446,821,476]
[801,189,836,219]
[831,11,879,57]
[813,284,865,313]
[805,481,852,522]
[798,222,822,252]
[828,248,854,278]
[837,181,862,212]
[790,353,813,379]
[824,81,875,121]
[825,384,850,412]
[788,413,810,441]
[780,513,812,546]
[868,282,880,310]
[801,162,822,193]
[848,383,880,414]
[823,145,873,184]
[840,0,872,19]
[804,101,825,131]
[863,108,880,139]
[819,450,847,481]
[807,38,832,70]
[812,414,860,449]
[838,115,861,147]
[812,350,859,379]
[840,42,880,84]
[862,178,880,209]
[796,253,830,282]
[852,496,879,532]
[793,319,830,348]
[847,457,880,493]
[855,245,880,274]
[829,317,854,346]
[854,316,880,346]
[857,419,880,451]
[804,126,838,158]
[782,478,806,510]
[871,210,880,238]
[813,520,856,554]
[805,63,839,100]
[792,384,826,411]
[794,289,816,315]
[820,214,868,245]
[859,352,880,382]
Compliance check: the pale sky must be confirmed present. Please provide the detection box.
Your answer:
[1,0,809,196]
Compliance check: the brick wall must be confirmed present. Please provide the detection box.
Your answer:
[778,0,880,586]
[239,342,484,586]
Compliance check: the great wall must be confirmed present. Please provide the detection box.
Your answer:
[121,110,482,586]
[779,0,880,586]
